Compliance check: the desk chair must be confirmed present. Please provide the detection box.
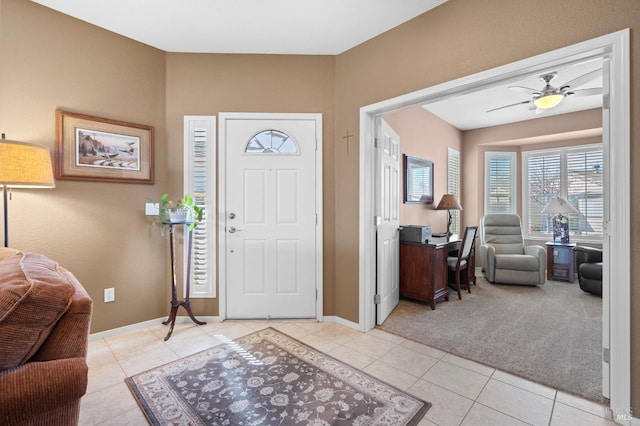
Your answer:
[447,226,478,300]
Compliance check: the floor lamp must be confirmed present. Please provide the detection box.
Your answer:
[0,136,55,248]
[436,194,463,239]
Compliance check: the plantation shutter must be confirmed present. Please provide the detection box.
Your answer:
[184,116,216,298]
[525,151,561,235]
[566,146,604,237]
[447,148,460,236]
[485,152,516,214]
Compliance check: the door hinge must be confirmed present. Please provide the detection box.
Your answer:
[374,294,381,304]
[603,93,610,110]
[316,289,318,300]
[603,347,610,364]
[374,138,381,148]
[374,216,382,226]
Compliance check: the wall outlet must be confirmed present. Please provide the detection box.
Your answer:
[145,202,159,215]
[104,288,115,303]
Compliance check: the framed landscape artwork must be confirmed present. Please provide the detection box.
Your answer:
[55,110,154,184]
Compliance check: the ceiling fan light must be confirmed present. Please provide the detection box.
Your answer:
[533,94,564,109]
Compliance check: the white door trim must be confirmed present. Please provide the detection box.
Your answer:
[219,112,323,322]
[359,29,630,419]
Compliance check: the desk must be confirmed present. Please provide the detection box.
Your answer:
[399,237,474,309]
[162,222,206,341]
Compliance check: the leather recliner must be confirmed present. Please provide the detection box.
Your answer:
[479,214,546,286]
[573,246,603,296]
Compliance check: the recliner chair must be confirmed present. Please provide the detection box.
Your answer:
[573,246,603,296]
[479,214,546,286]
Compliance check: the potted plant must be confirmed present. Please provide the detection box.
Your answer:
[154,193,203,231]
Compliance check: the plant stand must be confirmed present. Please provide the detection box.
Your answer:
[162,222,206,341]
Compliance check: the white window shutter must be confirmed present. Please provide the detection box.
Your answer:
[447,148,460,236]
[484,152,517,215]
[184,116,216,298]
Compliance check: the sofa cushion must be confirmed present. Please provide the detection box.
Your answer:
[494,254,540,271]
[0,251,76,370]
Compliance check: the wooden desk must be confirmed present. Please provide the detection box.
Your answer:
[400,237,471,309]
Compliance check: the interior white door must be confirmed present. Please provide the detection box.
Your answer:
[375,118,400,325]
[225,116,318,319]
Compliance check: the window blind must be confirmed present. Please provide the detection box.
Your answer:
[523,144,603,240]
[447,148,460,236]
[525,151,561,234]
[485,152,516,214]
[184,116,216,298]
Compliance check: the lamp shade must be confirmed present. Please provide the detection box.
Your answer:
[0,139,55,188]
[436,194,463,211]
[542,197,578,215]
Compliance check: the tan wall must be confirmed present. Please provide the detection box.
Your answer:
[0,0,168,333]
[383,105,462,231]
[334,0,639,409]
[165,53,336,316]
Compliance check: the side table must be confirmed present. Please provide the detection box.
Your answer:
[545,242,576,282]
[162,222,206,340]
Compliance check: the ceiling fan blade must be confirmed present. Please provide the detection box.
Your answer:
[508,85,541,95]
[567,87,602,97]
[560,68,601,90]
[486,100,532,113]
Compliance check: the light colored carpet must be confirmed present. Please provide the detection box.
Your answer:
[379,277,603,402]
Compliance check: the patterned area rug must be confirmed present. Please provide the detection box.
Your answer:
[126,328,430,425]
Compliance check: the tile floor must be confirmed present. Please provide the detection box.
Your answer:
[80,320,616,426]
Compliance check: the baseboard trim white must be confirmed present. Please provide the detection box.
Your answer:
[89,316,222,341]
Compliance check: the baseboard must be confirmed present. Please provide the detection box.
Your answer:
[89,316,222,341]
[322,315,362,331]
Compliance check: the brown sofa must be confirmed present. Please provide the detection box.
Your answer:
[0,248,93,426]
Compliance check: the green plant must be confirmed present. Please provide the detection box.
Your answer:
[154,193,203,231]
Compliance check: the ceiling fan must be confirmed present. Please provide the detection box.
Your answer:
[487,69,602,113]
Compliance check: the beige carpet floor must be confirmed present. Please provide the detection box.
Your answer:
[379,278,603,402]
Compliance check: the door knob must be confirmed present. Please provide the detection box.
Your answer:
[229,212,236,219]
[228,226,244,234]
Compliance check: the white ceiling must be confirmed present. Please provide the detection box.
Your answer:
[422,58,604,130]
[30,0,602,131]
[31,0,448,55]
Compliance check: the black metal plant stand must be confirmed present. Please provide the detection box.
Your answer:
[162,222,206,341]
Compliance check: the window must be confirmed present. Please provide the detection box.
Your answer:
[184,116,216,298]
[523,144,603,240]
[484,152,516,214]
[246,130,298,154]
[447,148,460,236]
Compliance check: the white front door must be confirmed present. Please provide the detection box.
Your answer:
[222,114,320,319]
[375,118,400,324]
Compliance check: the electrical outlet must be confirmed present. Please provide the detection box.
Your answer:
[145,202,159,215]
[104,288,115,303]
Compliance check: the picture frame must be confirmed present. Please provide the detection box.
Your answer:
[55,110,154,184]
[403,154,434,204]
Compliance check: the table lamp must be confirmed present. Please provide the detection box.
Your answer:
[0,135,56,247]
[436,194,463,238]
[542,196,578,244]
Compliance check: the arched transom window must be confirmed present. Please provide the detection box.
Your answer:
[245,130,299,154]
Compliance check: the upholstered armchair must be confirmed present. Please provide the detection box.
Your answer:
[479,214,546,286]
[573,246,603,296]
[0,248,93,425]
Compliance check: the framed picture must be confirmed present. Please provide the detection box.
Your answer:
[403,154,434,204]
[55,110,154,184]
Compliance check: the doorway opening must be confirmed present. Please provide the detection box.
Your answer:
[359,30,629,413]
